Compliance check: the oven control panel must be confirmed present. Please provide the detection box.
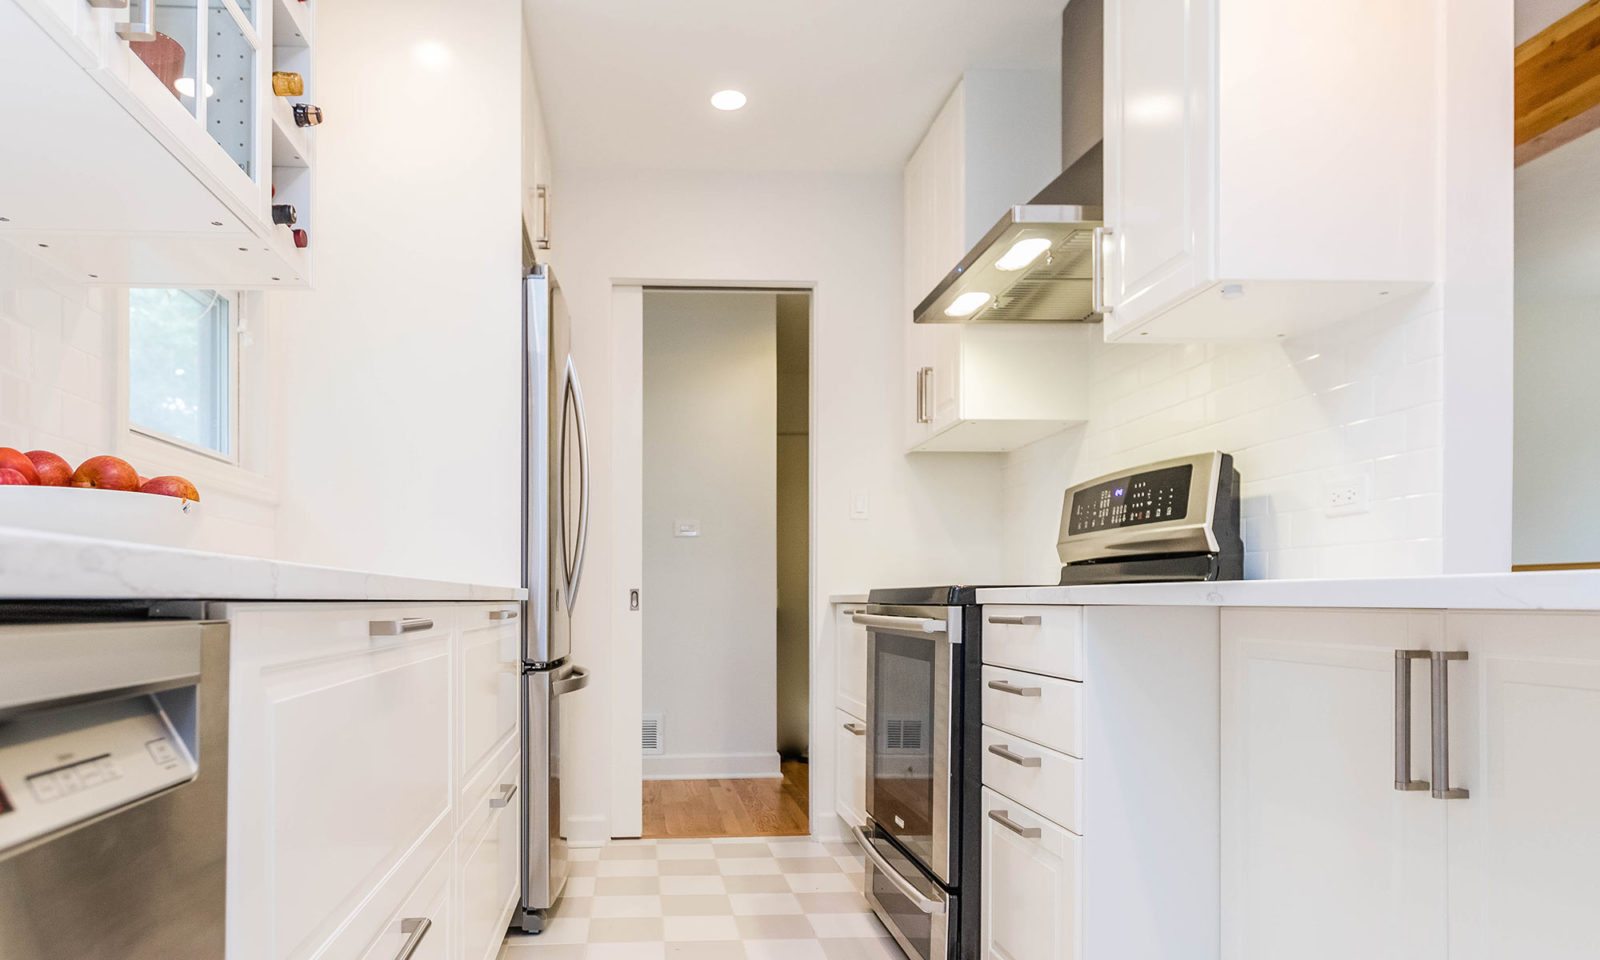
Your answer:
[1067,463,1193,535]
[0,694,197,855]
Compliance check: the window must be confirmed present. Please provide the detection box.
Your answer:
[128,289,238,460]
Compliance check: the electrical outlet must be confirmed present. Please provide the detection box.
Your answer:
[1322,473,1370,517]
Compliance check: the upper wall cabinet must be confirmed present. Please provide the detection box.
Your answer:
[1101,0,1437,342]
[0,0,316,287]
[904,72,1094,453]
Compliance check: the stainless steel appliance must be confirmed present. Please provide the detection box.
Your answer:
[852,597,981,960]
[516,265,593,933]
[0,618,229,960]
[1055,450,1242,584]
[854,451,1241,957]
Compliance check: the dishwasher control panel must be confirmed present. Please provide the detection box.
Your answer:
[0,693,197,855]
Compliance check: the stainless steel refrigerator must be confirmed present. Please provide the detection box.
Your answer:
[515,265,591,934]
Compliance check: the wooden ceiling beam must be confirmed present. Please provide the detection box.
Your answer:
[1517,0,1600,166]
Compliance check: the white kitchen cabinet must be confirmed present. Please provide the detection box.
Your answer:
[358,848,453,960]
[224,601,526,960]
[1442,612,1600,960]
[0,0,315,287]
[1101,0,1435,341]
[1221,608,1447,960]
[902,71,1090,453]
[834,601,868,721]
[523,51,554,258]
[834,708,867,829]
[981,787,1081,960]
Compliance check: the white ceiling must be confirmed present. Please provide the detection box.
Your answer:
[521,0,1065,173]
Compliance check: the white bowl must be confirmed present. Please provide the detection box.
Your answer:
[0,485,202,547]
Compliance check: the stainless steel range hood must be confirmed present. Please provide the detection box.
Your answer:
[913,146,1103,324]
[915,0,1104,325]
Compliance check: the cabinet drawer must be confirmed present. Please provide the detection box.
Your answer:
[459,749,521,960]
[982,665,1084,759]
[982,605,1084,680]
[982,787,1081,960]
[835,709,867,828]
[836,605,869,720]
[981,726,1082,835]
[357,846,452,960]
[458,603,521,792]
[223,603,454,960]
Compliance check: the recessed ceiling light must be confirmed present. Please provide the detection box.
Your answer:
[710,89,747,111]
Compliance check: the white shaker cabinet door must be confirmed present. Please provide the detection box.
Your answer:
[981,788,1080,960]
[835,709,867,829]
[835,603,868,721]
[1220,609,1447,960]
[1102,0,1215,333]
[1444,612,1600,960]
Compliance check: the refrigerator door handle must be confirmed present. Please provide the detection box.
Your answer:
[552,665,590,697]
[563,358,591,613]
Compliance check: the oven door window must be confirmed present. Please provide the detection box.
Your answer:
[871,630,942,867]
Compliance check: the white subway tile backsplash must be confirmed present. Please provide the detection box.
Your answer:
[1000,303,1447,583]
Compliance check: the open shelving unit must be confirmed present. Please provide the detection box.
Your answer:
[268,0,314,280]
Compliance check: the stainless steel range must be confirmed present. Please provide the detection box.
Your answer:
[856,451,1242,959]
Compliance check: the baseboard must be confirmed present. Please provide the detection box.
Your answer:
[642,751,783,780]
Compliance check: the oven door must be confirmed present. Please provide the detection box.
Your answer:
[858,603,960,884]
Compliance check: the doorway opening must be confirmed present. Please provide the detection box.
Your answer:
[638,288,811,838]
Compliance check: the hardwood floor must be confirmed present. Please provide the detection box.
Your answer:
[641,759,810,839]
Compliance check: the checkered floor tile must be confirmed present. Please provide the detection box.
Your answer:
[499,837,905,959]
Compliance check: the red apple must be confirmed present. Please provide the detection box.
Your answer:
[139,475,199,502]
[0,467,30,485]
[24,450,71,487]
[137,475,149,487]
[0,448,39,485]
[71,455,139,491]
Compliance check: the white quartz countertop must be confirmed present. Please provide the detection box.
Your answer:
[976,571,1600,611]
[828,593,868,604]
[0,527,526,602]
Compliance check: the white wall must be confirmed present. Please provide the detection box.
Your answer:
[0,244,278,555]
[1513,129,1600,564]
[269,0,524,585]
[999,302,1446,583]
[641,290,780,779]
[545,168,1006,840]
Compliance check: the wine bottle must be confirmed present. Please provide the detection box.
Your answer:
[292,103,324,127]
[272,204,297,226]
[271,71,303,97]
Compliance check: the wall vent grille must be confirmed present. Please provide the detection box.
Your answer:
[885,718,924,751]
[641,714,664,755]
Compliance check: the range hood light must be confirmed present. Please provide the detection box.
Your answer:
[995,237,1054,272]
[944,291,993,318]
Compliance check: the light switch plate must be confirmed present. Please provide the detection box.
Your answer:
[673,518,700,537]
[850,489,869,520]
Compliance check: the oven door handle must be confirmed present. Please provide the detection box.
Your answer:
[850,824,947,915]
[851,614,947,636]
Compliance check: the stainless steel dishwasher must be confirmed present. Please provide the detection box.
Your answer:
[0,617,229,960]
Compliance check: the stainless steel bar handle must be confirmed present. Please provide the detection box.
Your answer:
[988,744,1042,768]
[489,783,518,808]
[369,618,434,636]
[1394,650,1431,792]
[1091,227,1112,316]
[987,679,1042,698]
[566,360,592,611]
[489,609,519,620]
[987,809,1042,839]
[842,607,866,615]
[850,824,947,915]
[87,0,128,8]
[395,918,432,960]
[116,0,156,40]
[851,613,947,635]
[843,721,866,736]
[987,615,1042,626]
[535,185,551,249]
[1430,651,1470,800]
[916,366,934,424]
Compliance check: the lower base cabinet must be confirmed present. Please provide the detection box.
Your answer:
[981,788,1080,960]
[223,601,524,960]
[834,709,866,829]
